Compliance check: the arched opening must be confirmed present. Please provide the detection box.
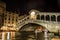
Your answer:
[41,15,44,20]
[37,15,40,20]
[57,15,60,22]
[15,23,47,40]
[51,15,56,21]
[46,15,50,21]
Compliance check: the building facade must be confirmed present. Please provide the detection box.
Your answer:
[0,1,6,40]
[4,11,19,27]
[2,11,19,40]
[0,1,6,28]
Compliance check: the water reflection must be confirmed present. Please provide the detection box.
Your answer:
[15,23,45,40]
[15,31,45,40]
[16,31,36,40]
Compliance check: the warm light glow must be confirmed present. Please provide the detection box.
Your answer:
[13,24,16,27]
[7,24,12,26]
[7,24,13,26]
[56,26,59,29]
[30,11,36,19]
[30,11,35,16]
[7,32,10,40]
[2,32,4,40]
[1,26,8,30]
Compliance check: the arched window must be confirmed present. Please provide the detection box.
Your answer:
[41,15,44,20]
[51,15,56,21]
[57,15,60,22]
[37,15,40,20]
[46,15,50,21]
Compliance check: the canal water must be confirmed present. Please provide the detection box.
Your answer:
[0,23,49,40]
[15,23,45,40]
[15,31,44,40]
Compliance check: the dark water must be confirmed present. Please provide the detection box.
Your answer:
[15,23,45,40]
[15,31,44,40]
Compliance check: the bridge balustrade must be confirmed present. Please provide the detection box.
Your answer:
[36,13,60,22]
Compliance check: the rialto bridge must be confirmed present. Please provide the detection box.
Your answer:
[15,9,60,40]
[16,9,60,32]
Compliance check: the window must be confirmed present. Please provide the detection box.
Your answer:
[8,18,10,20]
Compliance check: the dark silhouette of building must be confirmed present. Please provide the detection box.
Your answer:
[0,1,6,28]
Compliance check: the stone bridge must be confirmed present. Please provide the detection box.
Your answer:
[16,9,60,33]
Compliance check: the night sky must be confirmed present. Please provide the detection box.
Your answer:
[1,0,60,15]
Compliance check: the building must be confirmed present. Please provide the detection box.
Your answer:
[0,1,26,39]
[2,11,19,40]
[0,1,6,40]
[4,11,19,27]
[0,1,6,28]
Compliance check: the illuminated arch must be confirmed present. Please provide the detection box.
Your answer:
[51,15,56,21]
[46,15,50,21]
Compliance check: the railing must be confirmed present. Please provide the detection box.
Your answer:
[17,15,29,24]
[17,19,60,27]
[17,15,60,25]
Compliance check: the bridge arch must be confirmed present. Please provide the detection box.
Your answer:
[46,15,50,21]
[37,15,40,20]
[41,15,45,20]
[19,23,46,31]
[17,20,49,31]
[57,15,60,22]
[18,23,48,40]
[51,15,56,21]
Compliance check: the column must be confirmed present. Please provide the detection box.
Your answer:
[44,29,48,40]
[7,32,10,40]
[56,16,57,22]
[40,15,41,20]
[44,15,46,21]
[50,15,51,22]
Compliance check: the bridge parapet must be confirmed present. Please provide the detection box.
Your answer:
[29,9,60,16]
[29,10,60,22]
[37,12,60,16]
